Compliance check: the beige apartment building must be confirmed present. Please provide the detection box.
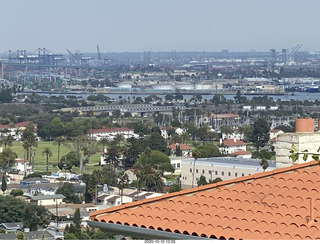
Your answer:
[178,157,275,189]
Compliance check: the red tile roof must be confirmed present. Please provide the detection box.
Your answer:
[90,161,320,240]
[230,150,252,156]
[168,143,192,150]
[223,139,246,146]
[88,127,133,134]
[269,129,281,133]
[0,121,33,129]
[269,137,277,142]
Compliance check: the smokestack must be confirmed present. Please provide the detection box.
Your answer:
[295,118,314,133]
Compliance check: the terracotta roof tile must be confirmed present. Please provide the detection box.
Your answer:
[90,160,320,240]
[223,139,246,146]
[167,143,192,150]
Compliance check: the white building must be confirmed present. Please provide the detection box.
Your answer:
[179,157,276,189]
[28,194,65,206]
[222,130,244,141]
[276,118,320,168]
[88,127,138,141]
[220,139,247,154]
[12,158,33,175]
[269,129,284,140]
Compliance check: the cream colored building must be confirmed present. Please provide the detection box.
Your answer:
[179,157,275,189]
[28,194,65,206]
[275,118,320,168]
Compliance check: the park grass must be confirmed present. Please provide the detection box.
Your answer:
[9,141,102,174]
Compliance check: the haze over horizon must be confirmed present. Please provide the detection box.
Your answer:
[1,0,319,54]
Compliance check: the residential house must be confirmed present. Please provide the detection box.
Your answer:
[11,158,32,175]
[20,177,50,188]
[221,129,244,141]
[160,126,182,140]
[0,222,23,233]
[22,182,60,197]
[269,129,284,141]
[220,138,246,154]
[27,194,65,206]
[0,228,64,240]
[0,121,37,141]
[88,160,320,240]
[167,143,192,157]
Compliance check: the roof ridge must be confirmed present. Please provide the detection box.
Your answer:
[90,160,319,218]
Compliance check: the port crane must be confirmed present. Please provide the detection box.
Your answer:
[288,44,302,62]
[97,45,101,61]
[66,49,76,63]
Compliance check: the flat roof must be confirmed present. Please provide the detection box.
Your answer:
[181,157,276,170]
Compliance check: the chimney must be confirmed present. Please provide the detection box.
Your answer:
[233,138,236,143]
[295,118,314,133]
[318,119,320,131]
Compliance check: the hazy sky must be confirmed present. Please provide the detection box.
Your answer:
[0,0,319,54]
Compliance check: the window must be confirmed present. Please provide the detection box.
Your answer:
[190,168,192,173]
[202,170,205,174]
[177,163,181,168]
[235,172,238,177]
[242,173,244,177]
[228,172,231,176]
[222,171,224,176]
[196,169,198,173]
[215,171,218,175]
[209,170,212,175]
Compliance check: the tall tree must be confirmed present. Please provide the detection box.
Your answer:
[118,172,129,204]
[220,125,234,138]
[0,148,17,172]
[1,135,13,149]
[146,132,167,152]
[42,147,52,172]
[1,175,7,194]
[92,169,102,204]
[65,135,98,172]
[53,136,66,165]
[22,123,38,161]
[134,148,173,192]
[251,118,270,151]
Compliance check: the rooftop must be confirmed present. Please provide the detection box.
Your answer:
[167,143,192,150]
[181,157,276,170]
[89,161,320,240]
[223,139,246,146]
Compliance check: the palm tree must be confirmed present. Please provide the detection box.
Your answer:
[136,167,163,192]
[42,147,53,172]
[92,169,102,204]
[181,132,190,144]
[53,136,65,164]
[260,158,269,171]
[22,124,38,161]
[99,137,110,152]
[118,172,129,204]
[192,148,201,188]
[2,135,13,149]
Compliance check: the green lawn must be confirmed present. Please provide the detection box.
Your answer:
[10,141,101,174]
